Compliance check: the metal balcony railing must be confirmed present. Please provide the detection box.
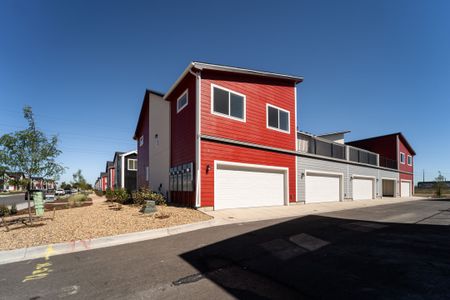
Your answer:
[379,156,398,169]
[348,146,378,166]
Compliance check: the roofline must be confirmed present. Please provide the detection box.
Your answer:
[164,61,304,100]
[121,150,137,157]
[133,89,165,140]
[348,132,416,155]
[317,130,351,137]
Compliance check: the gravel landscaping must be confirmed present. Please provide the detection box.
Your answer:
[0,195,212,250]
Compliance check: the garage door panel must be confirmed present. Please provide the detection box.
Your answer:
[353,178,374,200]
[401,181,411,197]
[306,173,341,203]
[215,164,286,210]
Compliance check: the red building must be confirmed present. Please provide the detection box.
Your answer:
[164,62,303,209]
[100,172,108,192]
[347,132,416,197]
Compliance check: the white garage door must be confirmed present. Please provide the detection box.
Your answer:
[215,163,286,210]
[353,178,374,200]
[401,181,411,197]
[305,173,341,203]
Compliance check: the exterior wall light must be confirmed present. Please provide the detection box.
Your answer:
[206,165,211,174]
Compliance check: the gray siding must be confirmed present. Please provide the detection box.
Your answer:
[297,156,399,202]
[297,156,349,202]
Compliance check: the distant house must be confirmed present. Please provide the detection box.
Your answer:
[113,150,138,191]
[1,172,25,191]
[106,161,115,191]
[100,172,108,191]
[133,89,170,195]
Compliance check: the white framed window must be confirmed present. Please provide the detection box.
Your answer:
[128,159,137,171]
[211,84,246,122]
[407,155,412,166]
[400,152,405,164]
[266,104,290,133]
[145,166,149,181]
[139,135,144,147]
[177,89,188,113]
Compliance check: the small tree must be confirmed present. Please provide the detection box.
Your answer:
[434,171,446,197]
[72,169,88,191]
[0,106,64,224]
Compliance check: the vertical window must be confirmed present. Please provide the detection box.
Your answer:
[139,136,144,147]
[145,166,149,181]
[211,85,245,121]
[267,104,290,133]
[400,152,405,164]
[177,90,188,113]
[407,155,412,166]
[128,159,137,171]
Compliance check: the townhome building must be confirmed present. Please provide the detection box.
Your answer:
[133,89,170,195]
[113,150,138,192]
[106,161,115,191]
[135,62,416,210]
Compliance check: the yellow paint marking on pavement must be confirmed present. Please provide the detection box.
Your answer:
[22,245,55,283]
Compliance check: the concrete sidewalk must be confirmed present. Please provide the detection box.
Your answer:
[205,197,427,223]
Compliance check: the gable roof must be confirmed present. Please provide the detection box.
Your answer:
[348,132,416,155]
[133,89,165,140]
[164,61,304,100]
[106,161,114,171]
[113,151,125,163]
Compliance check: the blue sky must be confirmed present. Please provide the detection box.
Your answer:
[1,0,449,184]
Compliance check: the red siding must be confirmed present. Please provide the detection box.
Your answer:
[398,138,414,173]
[135,96,150,189]
[167,73,197,206]
[200,70,296,151]
[200,140,296,208]
[348,135,397,161]
[101,176,107,191]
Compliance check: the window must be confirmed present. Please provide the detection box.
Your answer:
[211,85,245,121]
[400,152,405,164]
[139,136,144,147]
[177,90,188,113]
[128,159,137,171]
[145,166,149,181]
[407,155,412,166]
[267,104,290,133]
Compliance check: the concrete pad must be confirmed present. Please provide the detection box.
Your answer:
[289,233,329,251]
[340,222,388,232]
[260,239,306,260]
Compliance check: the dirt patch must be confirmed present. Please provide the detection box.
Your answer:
[0,195,212,250]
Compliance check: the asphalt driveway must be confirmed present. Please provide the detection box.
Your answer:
[0,198,449,299]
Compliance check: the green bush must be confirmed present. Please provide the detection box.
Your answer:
[9,203,17,215]
[132,187,166,206]
[112,189,130,204]
[105,188,114,201]
[94,190,104,197]
[68,194,87,207]
[0,205,10,217]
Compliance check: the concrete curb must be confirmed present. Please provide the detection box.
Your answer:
[0,219,218,265]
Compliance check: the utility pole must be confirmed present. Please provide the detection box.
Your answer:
[423,169,425,182]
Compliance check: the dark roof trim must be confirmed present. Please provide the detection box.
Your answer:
[348,132,416,155]
[164,61,304,100]
[133,89,165,139]
[317,130,351,137]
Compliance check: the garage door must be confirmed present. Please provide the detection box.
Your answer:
[305,173,341,203]
[401,181,411,197]
[353,177,374,200]
[215,163,286,210]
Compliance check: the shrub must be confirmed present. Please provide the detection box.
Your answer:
[94,190,104,197]
[9,203,17,215]
[105,188,114,201]
[132,188,166,206]
[0,205,10,217]
[68,194,87,207]
[112,189,130,204]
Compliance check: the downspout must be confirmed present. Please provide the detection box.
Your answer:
[189,69,202,208]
